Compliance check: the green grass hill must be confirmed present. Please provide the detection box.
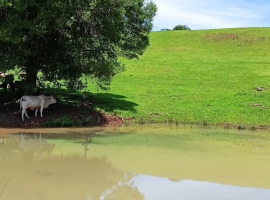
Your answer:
[90,28,270,127]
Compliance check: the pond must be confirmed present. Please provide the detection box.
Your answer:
[0,125,270,200]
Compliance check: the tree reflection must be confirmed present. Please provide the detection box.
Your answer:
[0,136,19,161]
[0,133,143,200]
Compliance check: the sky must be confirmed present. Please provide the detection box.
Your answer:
[130,175,270,200]
[152,0,270,31]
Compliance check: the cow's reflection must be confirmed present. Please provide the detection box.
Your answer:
[17,133,55,160]
[0,134,143,200]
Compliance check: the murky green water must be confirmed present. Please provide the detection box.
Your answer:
[1,125,270,200]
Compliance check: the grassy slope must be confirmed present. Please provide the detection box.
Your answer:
[90,28,270,126]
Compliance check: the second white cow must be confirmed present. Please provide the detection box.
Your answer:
[19,94,57,121]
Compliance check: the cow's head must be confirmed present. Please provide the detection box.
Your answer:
[49,96,57,104]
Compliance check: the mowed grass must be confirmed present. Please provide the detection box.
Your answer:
[88,28,270,127]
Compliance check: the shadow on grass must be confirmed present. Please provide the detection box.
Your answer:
[0,88,139,114]
[0,88,136,128]
[47,89,138,113]
[0,88,137,119]
[92,93,138,113]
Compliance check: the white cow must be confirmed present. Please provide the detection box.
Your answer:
[19,94,57,121]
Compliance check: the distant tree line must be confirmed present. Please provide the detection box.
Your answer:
[160,25,191,31]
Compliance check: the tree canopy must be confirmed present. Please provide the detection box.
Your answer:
[173,25,191,30]
[0,0,157,90]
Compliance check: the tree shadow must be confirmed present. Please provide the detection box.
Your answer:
[93,93,138,113]
[47,89,138,113]
[0,89,138,128]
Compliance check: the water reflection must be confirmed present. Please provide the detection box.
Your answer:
[131,175,270,200]
[0,133,142,200]
[1,129,270,200]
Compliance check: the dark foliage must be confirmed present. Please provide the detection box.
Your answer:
[173,25,191,30]
[0,0,157,90]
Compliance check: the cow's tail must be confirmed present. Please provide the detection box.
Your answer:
[17,97,24,111]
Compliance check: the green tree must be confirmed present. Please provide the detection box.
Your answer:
[0,0,157,90]
[173,25,191,30]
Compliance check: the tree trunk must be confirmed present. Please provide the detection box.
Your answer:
[25,67,38,87]
[25,56,39,87]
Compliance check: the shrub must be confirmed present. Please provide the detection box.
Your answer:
[43,115,99,127]
[173,25,191,30]
[43,116,83,127]
[160,28,171,31]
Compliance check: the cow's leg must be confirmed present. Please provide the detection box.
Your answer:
[40,105,44,117]
[24,109,30,119]
[21,108,30,121]
[21,108,24,121]
[35,108,39,117]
